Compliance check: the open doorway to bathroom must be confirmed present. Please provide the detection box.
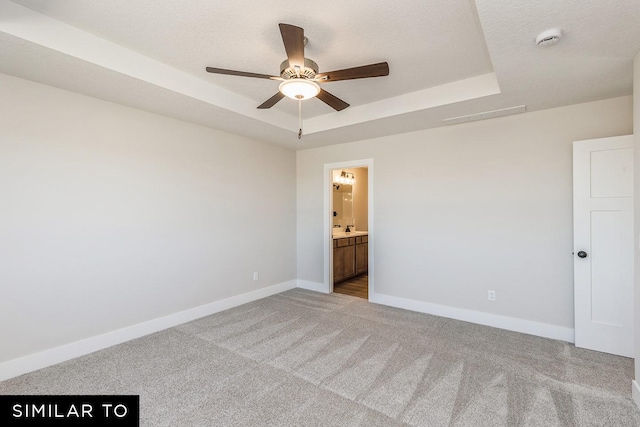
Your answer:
[330,166,369,299]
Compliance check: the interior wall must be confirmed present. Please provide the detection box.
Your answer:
[633,51,640,402]
[297,96,632,330]
[0,73,297,364]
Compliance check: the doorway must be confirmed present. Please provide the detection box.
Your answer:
[323,159,373,300]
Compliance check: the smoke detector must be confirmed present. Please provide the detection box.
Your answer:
[536,28,562,47]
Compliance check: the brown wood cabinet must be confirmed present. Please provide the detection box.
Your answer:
[333,235,368,284]
[355,235,368,276]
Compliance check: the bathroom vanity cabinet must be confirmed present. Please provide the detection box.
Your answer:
[355,235,368,276]
[333,234,368,284]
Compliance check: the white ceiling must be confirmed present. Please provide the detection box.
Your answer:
[1,0,639,150]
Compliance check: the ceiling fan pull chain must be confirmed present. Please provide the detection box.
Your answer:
[298,98,303,139]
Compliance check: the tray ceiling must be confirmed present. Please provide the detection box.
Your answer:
[1,0,639,149]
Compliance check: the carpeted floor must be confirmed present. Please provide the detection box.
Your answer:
[2,288,639,426]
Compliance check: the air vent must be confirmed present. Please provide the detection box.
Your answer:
[442,105,526,125]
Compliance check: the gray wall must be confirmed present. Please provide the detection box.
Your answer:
[634,51,640,405]
[297,96,632,332]
[0,73,297,364]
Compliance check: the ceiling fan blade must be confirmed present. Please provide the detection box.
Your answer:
[316,62,389,82]
[279,23,305,71]
[316,89,349,111]
[205,67,277,79]
[257,92,286,109]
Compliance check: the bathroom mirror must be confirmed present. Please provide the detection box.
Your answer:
[332,184,353,228]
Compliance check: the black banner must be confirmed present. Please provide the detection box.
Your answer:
[0,395,139,426]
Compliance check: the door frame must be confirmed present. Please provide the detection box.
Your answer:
[323,159,374,298]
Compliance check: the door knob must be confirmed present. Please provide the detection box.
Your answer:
[577,251,588,258]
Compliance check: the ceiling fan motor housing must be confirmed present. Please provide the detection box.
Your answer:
[280,58,319,79]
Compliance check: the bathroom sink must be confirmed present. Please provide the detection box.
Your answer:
[332,231,368,239]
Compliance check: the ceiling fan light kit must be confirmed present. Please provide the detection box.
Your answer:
[205,23,389,138]
[279,79,320,100]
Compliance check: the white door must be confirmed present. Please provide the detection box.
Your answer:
[573,135,634,357]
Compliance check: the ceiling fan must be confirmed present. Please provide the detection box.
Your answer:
[205,23,389,137]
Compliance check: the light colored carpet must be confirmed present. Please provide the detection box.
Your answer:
[2,288,639,426]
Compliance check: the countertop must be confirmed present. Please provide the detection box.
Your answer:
[332,231,368,240]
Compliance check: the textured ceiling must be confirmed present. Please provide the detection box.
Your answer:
[1,0,639,150]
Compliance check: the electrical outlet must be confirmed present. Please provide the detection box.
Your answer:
[253,272,259,281]
[488,290,496,301]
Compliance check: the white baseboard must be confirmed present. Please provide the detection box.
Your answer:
[633,380,640,409]
[0,280,297,382]
[296,280,328,293]
[369,291,575,343]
